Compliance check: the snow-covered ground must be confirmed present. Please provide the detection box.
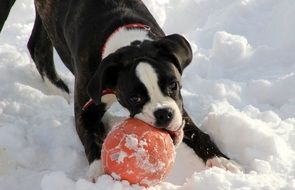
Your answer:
[1,0,295,189]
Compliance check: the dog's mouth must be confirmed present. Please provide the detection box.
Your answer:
[164,121,185,145]
[133,112,185,145]
[166,129,183,145]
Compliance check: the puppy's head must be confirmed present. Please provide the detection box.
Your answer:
[88,34,192,145]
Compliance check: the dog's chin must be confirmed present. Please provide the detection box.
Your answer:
[165,119,185,146]
[165,127,184,146]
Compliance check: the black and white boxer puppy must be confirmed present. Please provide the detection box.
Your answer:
[1,0,241,181]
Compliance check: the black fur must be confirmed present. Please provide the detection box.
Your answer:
[27,11,70,93]
[0,0,15,32]
[87,34,191,105]
[1,0,233,168]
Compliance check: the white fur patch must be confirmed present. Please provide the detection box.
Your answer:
[101,94,117,109]
[206,157,242,173]
[44,76,70,103]
[102,28,152,59]
[86,160,103,183]
[101,111,127,133]
[135,62,183,131]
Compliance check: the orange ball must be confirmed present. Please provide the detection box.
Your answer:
[101,118,175,187]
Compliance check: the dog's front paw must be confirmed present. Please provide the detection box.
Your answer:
[206,157,242,173]
[86,160,104,183]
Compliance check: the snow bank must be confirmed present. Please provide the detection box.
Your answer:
[1,0,295,189]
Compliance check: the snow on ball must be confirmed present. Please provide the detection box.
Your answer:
[101,118,175,187]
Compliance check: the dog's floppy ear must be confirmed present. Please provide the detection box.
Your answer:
[87,54,122,104]
[156,34,192,74]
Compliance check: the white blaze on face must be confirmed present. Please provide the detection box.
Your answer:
[135,62,183,131]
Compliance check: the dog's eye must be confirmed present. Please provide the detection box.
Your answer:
[129,95,143,105]
[168,81,178,91]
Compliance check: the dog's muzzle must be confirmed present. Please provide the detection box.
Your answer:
[165,120,185,146]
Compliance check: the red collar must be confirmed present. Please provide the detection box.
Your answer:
[83,23,151,112]
[82,88,114,111]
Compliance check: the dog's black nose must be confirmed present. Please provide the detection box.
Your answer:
[154,108,174,127]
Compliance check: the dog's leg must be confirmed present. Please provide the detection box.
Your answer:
[27,10,70,98]
[0,0,15,32]
[77,103,107,182]
[74,79,113,182]
[182,110,241,172]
